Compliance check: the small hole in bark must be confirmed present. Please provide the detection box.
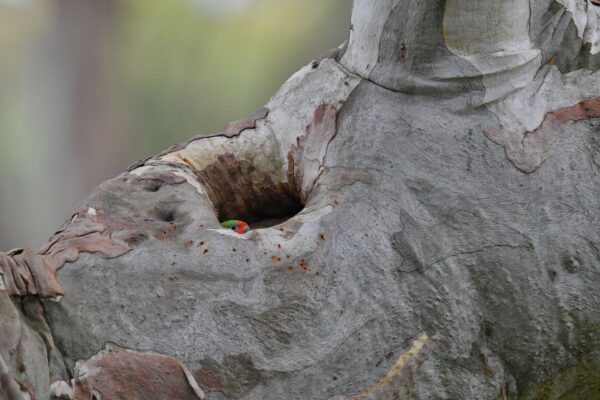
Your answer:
[153,207,176,222]
[482,321,494,337]
[144,180,162,192]
[562,254,581,273]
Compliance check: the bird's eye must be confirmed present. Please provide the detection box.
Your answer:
[231,225,237,231]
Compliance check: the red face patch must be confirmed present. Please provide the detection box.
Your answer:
[232,220,250,234]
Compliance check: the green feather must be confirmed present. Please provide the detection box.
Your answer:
[221,220,238,229]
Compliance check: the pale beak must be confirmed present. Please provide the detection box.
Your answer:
[243,225,250,233]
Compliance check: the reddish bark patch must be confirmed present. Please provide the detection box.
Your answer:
[72,345,205,400]
[193,369,227,393]
[292,104,338,201]
[486,97,600,173]
[223,107,269,138]
[548,97,600,122]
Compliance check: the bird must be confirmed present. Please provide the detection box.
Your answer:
[221,220,250,234]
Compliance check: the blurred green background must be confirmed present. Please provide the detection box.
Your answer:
[0,0,352,249]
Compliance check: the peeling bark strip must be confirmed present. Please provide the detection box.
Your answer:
[0,218,131,299]
[222,107,269,138]
[486,97,600,173]
[330,332,436,400]
[293,104,338,201]
[311,41,348,69]
[67,345,205,400]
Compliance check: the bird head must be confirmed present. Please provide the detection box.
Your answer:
[220,220,250,234]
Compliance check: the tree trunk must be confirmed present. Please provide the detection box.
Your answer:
[2,1,600,399]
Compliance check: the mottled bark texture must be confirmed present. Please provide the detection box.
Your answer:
[2,1,600,399]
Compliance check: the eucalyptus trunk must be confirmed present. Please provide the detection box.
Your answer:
[2,1,600,399]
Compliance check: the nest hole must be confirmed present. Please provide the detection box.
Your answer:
[199,154,304,230]
[218,193,304,230]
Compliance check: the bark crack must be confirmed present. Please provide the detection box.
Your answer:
[427,243,531,268]
[337,62,403,94]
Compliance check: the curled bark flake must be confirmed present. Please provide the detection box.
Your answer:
[0,253,32,296]
[1,239,130,300]
[1,218,131,299]
[222,107,269,138]
[310,40,348,69]
[49,381,73,399]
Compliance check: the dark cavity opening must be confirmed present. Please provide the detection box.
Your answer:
[152,206,177,223]
[143,180,162,192]
[197,153,304,230]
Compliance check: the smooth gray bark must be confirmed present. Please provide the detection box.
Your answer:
[2,1,600,399]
